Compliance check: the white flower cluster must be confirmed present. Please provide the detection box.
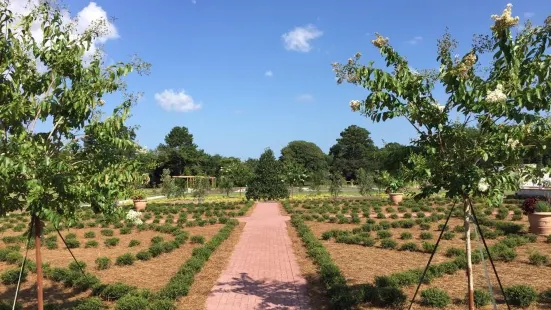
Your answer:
[349,100,361,112]
[478,178,489,192]
[433,103,445,112]
[126,210,143,225]
[491,3,520,31]
[507,138,520,149]
[371,33,389,48]
[486,84,507,103]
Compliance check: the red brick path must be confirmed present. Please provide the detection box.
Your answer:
[205,202,310,310]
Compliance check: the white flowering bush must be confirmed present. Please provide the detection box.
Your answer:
[126,210,143,225]
[332,4,551,206]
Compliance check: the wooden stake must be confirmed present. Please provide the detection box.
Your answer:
[34,216,44,310]
[464,199,475,310]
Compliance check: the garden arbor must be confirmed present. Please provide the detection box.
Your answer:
[172,175,216,189]
[333,4,551,309]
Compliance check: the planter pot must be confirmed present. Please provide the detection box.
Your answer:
[389,193,403,205]
[133,200,147,211]
[528,212,551,235]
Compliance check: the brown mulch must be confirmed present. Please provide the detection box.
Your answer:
[176,223,245,310]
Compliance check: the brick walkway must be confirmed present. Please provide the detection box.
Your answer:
[205,202,310,310]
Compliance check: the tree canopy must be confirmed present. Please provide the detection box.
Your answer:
[280,140,328,175]
[329,125,378,180]
[333,4,551,205]
[0,2,149,223]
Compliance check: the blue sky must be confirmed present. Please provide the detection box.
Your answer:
[35,0,551,159]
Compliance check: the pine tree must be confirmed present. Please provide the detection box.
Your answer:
[246,148,289,200]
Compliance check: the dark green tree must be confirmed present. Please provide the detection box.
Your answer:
[156,126,202,176]
[329,125,378,180]
[377,142,414,176]
[246,149,289,200]
[280,140,328,176]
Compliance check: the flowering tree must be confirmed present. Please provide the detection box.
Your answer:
[0,3,149,308]
[283,160,308,199]
[333,4,551,308]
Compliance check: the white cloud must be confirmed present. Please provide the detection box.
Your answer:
[155,89,201,112]
[524,12,535,18]
[282,25,323,52]
[264,70,273,77]
[406,36,423,45]
[6,1,118,66]
[296,94,314,102]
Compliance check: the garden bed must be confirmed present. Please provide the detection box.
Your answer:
[0,201,252,309]
[286,198,551,309]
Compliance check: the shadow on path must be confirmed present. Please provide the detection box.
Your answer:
[212,272,308,310]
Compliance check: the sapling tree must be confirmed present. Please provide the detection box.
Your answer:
[0,3,149,307]
[192,176,211,203]
[218,166,235,197]
[283,160,308,199]
[332,4,551,308]
[356,168,374,196]
[328,173,344,199]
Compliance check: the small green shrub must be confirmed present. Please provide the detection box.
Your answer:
[399,242,419,252]
[136,251,152,261]
[422,242,437,253]
[420,232,433,240]
[190,235,205,244]
[151,236,164,244]
[85,240,99,248]
[115,253,135,266]
[104,238,120,247]
[489,243,517,262]
[421,288,451,308]
[148,299,175,310]
[445,247,465,258]
[95,257,111,270]
[377,230,392,239]
[69,260,87,271]
[65,238,80,249]
[1,268,27,285]
[149,244,164,257]
[528,251,549,266]
[5,252,23,264]
[504,285,538,307]
[97,282,136,301]
[473,289,492,307]
[539,289,551,304]
[128,239,141,247]
[419,223,431,230]
[84,231,96,239]
[380,238,397,249]
[114,295,148,310]
[65,233,77,240]
[441,231,455,240]
[100,229,114,237]
[400,232,413,240]
[119,227,132,235]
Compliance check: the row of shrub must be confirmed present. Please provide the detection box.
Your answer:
[290,214,419,309]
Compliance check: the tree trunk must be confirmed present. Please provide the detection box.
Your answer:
[464,199,475,310]
[34,216,44,310]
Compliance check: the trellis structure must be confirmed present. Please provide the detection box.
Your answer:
[172,175,216,189]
